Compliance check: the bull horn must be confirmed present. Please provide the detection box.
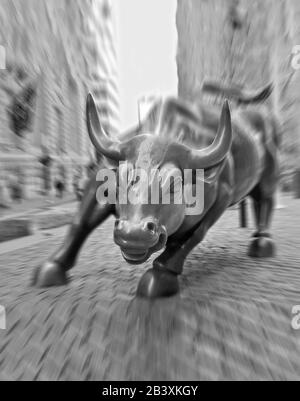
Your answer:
[86,93,122,161]
[188,100,232,169]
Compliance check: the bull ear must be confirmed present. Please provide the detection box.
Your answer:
[203,161,226,185]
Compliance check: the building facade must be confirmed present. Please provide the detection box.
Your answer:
[176,0,275,104]
[0,0,120,199]
[176,0,300,187]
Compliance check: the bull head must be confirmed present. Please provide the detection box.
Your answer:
[86,94,232,264]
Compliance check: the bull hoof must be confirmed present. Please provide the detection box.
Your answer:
[136,269,179,299]
[32,261,68,288]
[248,236,276,258]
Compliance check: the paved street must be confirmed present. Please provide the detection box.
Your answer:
[0,195,300,380]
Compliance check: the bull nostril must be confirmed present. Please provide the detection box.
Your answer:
[115,219,120,228]
[158,232,167,248]
[145,221,156,233]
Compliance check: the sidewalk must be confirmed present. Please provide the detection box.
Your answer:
[0,195,78,243]
[0,192,292,244]
[0,195,299,380]
[0,194,76,220]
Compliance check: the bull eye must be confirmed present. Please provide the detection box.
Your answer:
[183,170,197,187]
[130,175,140,187]
[169,180,175,194]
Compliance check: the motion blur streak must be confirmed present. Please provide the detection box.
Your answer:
[1,0,300,382]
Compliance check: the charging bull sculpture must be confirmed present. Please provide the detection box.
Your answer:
[33,83,280,298]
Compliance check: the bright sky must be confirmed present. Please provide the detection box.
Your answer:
[114,0,178,129]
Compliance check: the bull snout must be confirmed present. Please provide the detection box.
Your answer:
[114,218,167,264]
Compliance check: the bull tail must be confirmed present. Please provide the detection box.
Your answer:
[202,81,273,106]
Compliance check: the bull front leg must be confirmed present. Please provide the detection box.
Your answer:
[137,182,233,298]
[32,173,114,287]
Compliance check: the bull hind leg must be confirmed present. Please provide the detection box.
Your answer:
[248,138,278,258]
[248,186,276,258]
[248,112,279,258]
[32,174,114,287]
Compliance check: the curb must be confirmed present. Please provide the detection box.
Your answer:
[0,218,34,243]
[0,205,77,244]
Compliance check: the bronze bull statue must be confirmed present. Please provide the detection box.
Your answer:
[33,83,280,298]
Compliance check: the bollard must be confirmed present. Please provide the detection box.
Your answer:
[275,188,285,209]
[294,169,300,199]
[239,199,248,228]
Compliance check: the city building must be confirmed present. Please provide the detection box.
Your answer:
[0,0,120,199]
[176,0,300,193]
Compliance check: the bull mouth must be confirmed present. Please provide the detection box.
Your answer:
[121,249,150,264]
[120,233,167,265]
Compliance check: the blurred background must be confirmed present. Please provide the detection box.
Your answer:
[0,0,300,205]
[1,0,300,382]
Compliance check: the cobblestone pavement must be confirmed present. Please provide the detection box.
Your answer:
[0,196,300,380]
